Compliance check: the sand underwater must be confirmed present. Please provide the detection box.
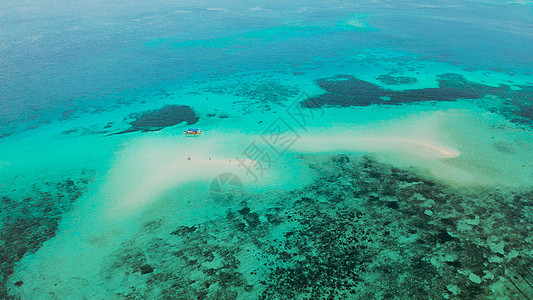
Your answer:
[1,0,533,299]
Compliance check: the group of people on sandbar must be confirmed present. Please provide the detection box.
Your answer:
[186,157,232,163]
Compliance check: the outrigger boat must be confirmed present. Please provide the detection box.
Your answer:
[183,128,204,136]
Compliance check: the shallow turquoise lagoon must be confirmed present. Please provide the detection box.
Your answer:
[1,0,533,299]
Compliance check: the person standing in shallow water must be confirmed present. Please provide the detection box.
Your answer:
[187,157,191,161]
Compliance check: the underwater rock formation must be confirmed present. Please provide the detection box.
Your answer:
[204,80,299,114]
[256,155,533,298]
[437,73,533,123]
[301,74,481,108]
[206,81,298,105]
[302,73,533,125]
[0,172,95,299]
[102,155,532,299]
[111,105,199,135]
[377,74,418,85]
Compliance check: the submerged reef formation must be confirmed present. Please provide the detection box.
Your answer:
[204,80,299,113]
[377,74,418,86]
[101,155,532,299]
[61,122,116,137]
[301,74,481,108]
[111,105,199,135]
[259,155,533,298]
[105,218,255,299]
[0,171,95,299]
[437,73,533,124]
[303,73,533,125]
[0,93,145,140]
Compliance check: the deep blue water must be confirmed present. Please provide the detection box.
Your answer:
[2,0,532,138]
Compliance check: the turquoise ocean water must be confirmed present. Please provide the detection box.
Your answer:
[1,0,533,298]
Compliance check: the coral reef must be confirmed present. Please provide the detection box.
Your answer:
[204,80,299,113]
[111,105,199,135]
[301,74,481,108]
[0,171,95,299]
[302,73,533,125]
[377,74,418,85]
[258,155,533,298]
[103,155,532,299]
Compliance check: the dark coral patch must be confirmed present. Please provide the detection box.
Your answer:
[302,73,533,125]
[436,230,454,243]
[438,73,533,123]
[301,74,481,108]
[171,225,197,236]
[377,74,417,85]
[243,212,260,228]
[446,261,462,268]
[112,105,199,135]
[0,174,94,298]
[140,264,154,275]
[238,207,251,215]
[0,132,13,139]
